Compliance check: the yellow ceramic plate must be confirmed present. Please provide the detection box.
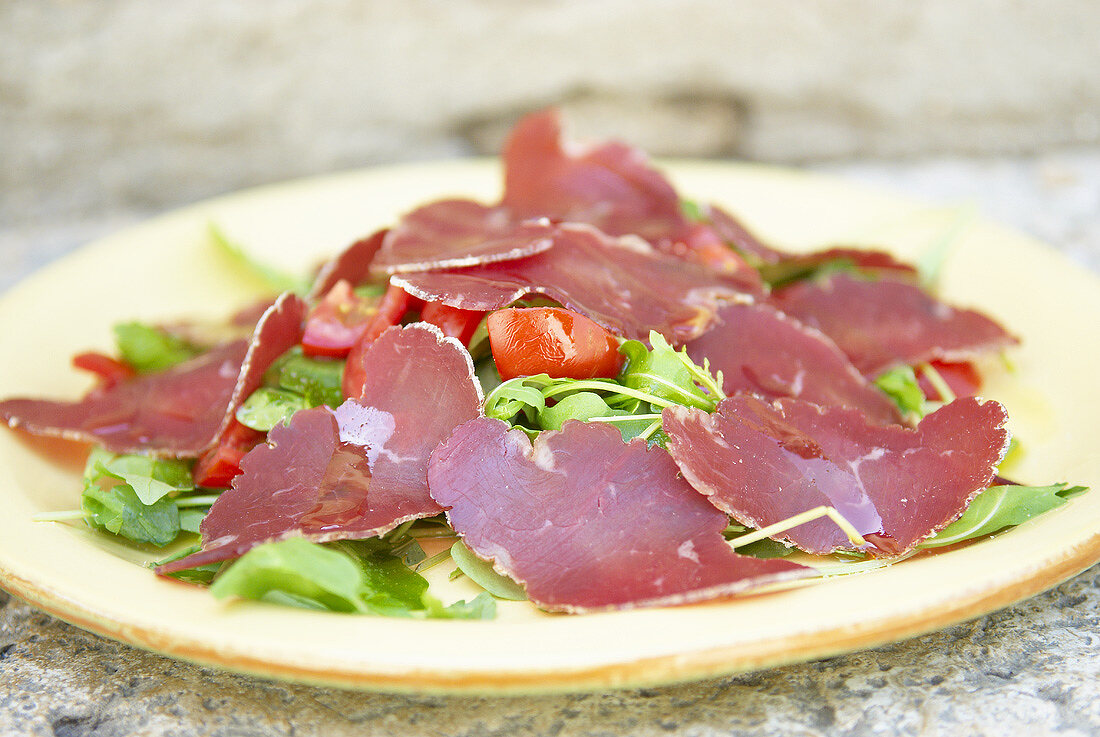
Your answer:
[0,161,1097,694]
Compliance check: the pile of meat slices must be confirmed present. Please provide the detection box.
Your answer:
[0,110,1018,613]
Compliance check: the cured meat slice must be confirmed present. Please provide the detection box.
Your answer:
[159,323,482,573]
[770,273,1018,376]
[394,223,754,344]
[428,418,808,612]
[663,395,1010,555]
[502,109,691,249]
[0,293,304,457]
[370,199,555,274]
[308,228,387,300]
[705,204,787,264]
[685,303,903,425]
[501,110,760,281]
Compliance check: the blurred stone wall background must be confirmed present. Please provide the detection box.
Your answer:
[2,0,1099,228]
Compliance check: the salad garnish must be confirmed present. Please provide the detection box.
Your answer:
[0,109,1088,618]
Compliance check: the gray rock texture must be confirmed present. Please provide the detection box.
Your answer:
[4,1,1100,227]
[0,152,1098,735]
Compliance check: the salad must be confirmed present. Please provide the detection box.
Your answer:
[0,110,1087,619]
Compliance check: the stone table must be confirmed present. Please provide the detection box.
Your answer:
[2,153,1099,736]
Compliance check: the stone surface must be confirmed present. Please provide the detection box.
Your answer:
[4,1,1100,226]
[3,569,1100,737]
[0,154,1098,735]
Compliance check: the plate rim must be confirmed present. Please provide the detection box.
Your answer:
[1,158,1098,695]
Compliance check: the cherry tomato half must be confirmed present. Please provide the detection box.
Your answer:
[487,307,622,381]
[192,419,265,489]
[301,280,379,358]
[342,283,422,399]
[917,360,982,401]
[420,301,484,346]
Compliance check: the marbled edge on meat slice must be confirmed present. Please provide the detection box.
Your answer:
[685,302,903,426]
[370,199,556,275]
[663,395,1010,555]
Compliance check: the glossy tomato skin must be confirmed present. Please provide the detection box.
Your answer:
[301,280,378,359]
[342,283,422,399]
[420,302,484,346]
[192,420,265,489]
[918,360,982,401]
[487,307,622,380]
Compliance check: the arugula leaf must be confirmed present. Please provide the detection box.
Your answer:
[154,544,222,584]
[874,365,927,419]
[210,538,370,613]
[268,347,345,407]
[209,223,309,294]
[332,539,430,616]
[235,387,309,431]
[450,541,527,601]
[82,482,180,547]
[90,452,194,506]
[178,507,207,535]
[619,339,710,409]
[757,258,857,290]
[921,483,1088,549]
[422,592,497,620]
[113,322,200,373]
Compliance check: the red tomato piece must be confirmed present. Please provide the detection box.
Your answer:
[71,351,136,389]
[192,420,265,489]
[301,280,379,358]
[918,360,983,401]
[342,283,422,399]
[487,307,623,380]
[420,301,484,346]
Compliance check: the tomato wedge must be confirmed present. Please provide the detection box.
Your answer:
[420,301,484,346]
[918,360,982,401]
[192,420,266,489]
[301,280,379,358]
[342,283,422,398]
[487,307,622,380]
[71,351,136,389]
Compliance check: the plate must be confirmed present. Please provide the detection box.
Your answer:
[0,160,1097,694]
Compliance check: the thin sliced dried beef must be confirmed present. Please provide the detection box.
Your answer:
[158,323,482,573]
[370,199,555,274]
[308,229,387,300]
[0,293,304,457]
[663,395,1010,555]
[771,273,1017,376]
[685,303,903,425]
[394,223,754,343]
[428,418,807,612]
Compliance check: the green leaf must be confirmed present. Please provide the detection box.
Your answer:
[154,544,221,584]
[332,539,431,616]
[680,199,706,222]
[113,322,200,373]
[537,392,621,432]
[757,258,858,290]
[177,507,207,535]
[450,541,527,601]
[733,538,793,559]
[268,347,345,407]
[81,482,180,547]
[921,483,1089,549]
[210,538,369,613]
[618,333,721,410]
[483,375,549,423]
[235,387,309,431]
[874,365,927,419]
[96,454,194,506]
[422,592,497,620]
[209,223,309,294]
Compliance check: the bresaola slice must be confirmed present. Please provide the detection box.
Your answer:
[395,223,755,343]
[503,109,692,249]
[685,303,903,425]
[771,273,1018,377]
[158,323,482,574]
[307,229,387,300]
[0,293,304,457]
[663,395,1011,556]
[370,199,555,274]
[428,418,807,612]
